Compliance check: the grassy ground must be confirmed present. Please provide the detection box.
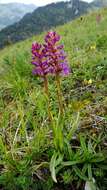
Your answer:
[0,8,107,190]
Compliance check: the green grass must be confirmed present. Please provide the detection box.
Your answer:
[0,8,107,190]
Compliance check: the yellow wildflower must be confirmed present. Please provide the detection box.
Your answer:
[90,44,96,50]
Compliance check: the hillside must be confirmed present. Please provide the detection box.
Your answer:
[0,3,36,30]
[0,0,91,49]
[0,8,107,190]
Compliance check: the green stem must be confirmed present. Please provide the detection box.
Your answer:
[55,74,64,114]
[44,76,52,121]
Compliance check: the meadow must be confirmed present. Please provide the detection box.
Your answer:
[0,8,107,190]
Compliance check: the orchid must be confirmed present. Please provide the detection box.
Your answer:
[31,31,71,114]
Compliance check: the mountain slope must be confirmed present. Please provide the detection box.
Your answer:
[0,0,91,49]
[0,3,36,30]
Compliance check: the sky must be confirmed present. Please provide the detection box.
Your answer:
[0,0,94,7]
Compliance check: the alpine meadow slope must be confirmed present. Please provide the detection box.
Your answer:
[0,7,107,190]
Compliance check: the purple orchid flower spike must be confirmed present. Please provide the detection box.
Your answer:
[44,31,70,76]
[31,42,53,77]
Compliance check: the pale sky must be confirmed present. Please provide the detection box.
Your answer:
[0,0,94,7]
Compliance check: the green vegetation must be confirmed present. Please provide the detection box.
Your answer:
[0,8,107,190]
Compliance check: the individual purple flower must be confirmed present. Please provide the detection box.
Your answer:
[45,31,60,45]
